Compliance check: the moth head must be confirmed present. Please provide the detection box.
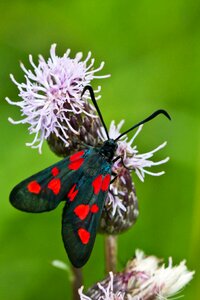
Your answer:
[100,139,118,162]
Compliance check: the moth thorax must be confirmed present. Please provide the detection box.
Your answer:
[99,139,118,162]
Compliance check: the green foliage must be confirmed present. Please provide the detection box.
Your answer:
[0,0,199,299]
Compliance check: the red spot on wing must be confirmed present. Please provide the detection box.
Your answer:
[92,175,103,195]
[74,204,90,220]
[90,204,99,213]
[48,178,61,195]
[51,167,59,176]
[27,181,41,194]
[70,150,85,162]
[68,158,84,170]
[68,184,78,201]
[78,228,90,244]
[101,174,111,191]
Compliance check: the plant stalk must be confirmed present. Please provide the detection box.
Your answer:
[105,235,118,273]
[72,266,83,300]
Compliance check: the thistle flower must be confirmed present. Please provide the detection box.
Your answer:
[79,272,125,300]
[47,104,103,157]
[79,250,194,300]
[6,44,110,153]
[98,121,169,234]
[99,121,169,182]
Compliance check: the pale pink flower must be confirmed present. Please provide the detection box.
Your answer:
[79,250,194,300]
[99,121,169,216]
[6,44,110,153]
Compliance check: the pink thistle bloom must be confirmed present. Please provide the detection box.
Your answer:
[6,44,110,153]
[99,121,169,216]
[79,272,125,300]
[79,250,194,300]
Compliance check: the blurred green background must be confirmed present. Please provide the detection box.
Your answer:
[0,0,199,299]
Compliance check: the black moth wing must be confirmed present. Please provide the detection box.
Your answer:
[62,149,112,268]
[9,150,89,213]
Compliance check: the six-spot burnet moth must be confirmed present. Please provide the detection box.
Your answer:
[10,85,171,268]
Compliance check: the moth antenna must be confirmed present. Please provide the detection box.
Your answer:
[115,109,171,141]
[81,85,110,140]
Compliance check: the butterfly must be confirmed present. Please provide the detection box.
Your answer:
[9,85,170,268]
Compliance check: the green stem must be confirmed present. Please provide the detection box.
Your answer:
[72,266,83,300]
[105,235,118,273]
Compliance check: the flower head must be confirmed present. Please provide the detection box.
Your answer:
[79,272,125,300]
[99,121,169,182]
[98,121,169,234]
[79,250,194,300]
[6,44,110,153]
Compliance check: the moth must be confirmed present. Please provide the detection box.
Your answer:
[10,86,170,268]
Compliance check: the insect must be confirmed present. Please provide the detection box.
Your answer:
[10,86,171,268]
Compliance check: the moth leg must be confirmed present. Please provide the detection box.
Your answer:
[111,170,118,184]
[110,175,118,184]
[111,157,121,184]
[111,155,135,184]
[112,156,121,163]
[121,160,135,171]
[112,156,135,172]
